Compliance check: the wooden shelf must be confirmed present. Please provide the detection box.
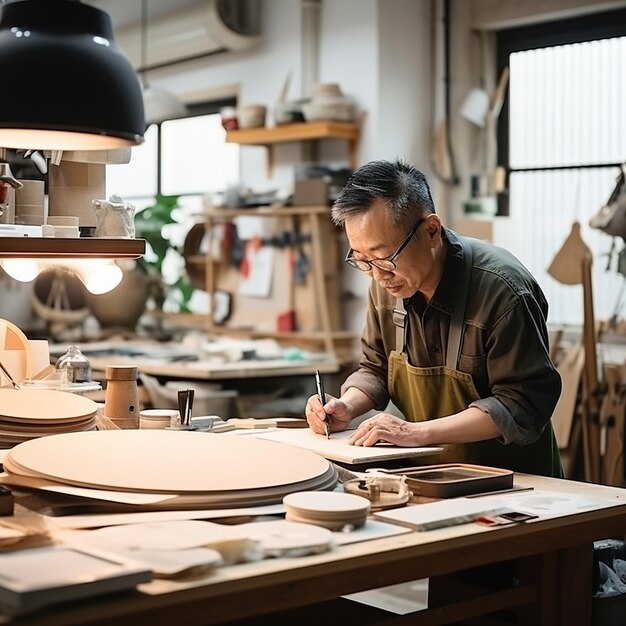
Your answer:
[203,205,330,219]
[0,237,146,259]
[226,121,359,145]
[226,121,360,175]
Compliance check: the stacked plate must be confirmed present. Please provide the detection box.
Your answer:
[283,491,371,531]
[2,430,339,512]
[0,389,97,448]
[139,409,178,430]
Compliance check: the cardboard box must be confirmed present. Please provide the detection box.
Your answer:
[48,161,105,228]
[293,179,329,207]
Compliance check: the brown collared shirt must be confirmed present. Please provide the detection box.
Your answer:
[341,227,562,445]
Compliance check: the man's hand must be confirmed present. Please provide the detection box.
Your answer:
[348,413,421,447]
[305,394,353,435]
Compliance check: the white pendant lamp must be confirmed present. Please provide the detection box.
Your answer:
[143,86,188,125]
[140,0,187,125]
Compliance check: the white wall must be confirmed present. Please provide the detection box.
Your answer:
[141,0,432,335]
[3,0,616,335]
[148,0,431,190]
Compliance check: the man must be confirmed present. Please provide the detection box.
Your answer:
[306,159,562,476]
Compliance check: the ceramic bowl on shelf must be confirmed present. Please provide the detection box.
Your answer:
[274,100,306,125]
[237,104,267,129]
[302,83,356,123]
[302,100,356,122]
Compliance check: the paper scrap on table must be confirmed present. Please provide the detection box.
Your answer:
[373,498,512,531]
[343,578,428,615]
[45,504,286,530]
[332,520,412,546]
[469,489,620,517]
[374,487,623,531]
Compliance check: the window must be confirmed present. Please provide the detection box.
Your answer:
[105,101,239,313]
[497,10,626,325]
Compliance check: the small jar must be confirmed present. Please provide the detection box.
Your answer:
[55,345,91,383]
[220,106,238,131]
[104,365,139,429]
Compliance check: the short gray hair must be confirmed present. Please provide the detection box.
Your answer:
[331,159,435,227]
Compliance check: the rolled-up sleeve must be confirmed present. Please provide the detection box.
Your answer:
[470,292,562,445]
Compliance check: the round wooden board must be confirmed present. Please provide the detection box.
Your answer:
[7,430,334,494]
[0,389,97,422]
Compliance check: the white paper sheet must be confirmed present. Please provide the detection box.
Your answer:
[375,488,623,531]
[373,499,511,531]
[252,429,444,465]
[343,579,428,615]
[239,246,274,298]
[471,489,619,518]
[332,519,413,545]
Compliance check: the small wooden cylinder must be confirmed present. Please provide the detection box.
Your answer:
[104,365,139,429]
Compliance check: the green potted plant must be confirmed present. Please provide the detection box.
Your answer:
[134,194,194,314]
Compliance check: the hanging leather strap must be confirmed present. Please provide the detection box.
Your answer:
[393,238,473,366]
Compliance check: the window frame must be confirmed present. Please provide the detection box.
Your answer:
[495,8,626,214]
[154,97,237,197]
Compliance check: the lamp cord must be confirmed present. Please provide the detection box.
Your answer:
[140,0,149,87]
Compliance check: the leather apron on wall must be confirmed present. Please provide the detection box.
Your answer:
[388,239,562,477]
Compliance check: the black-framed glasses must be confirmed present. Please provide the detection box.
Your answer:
[345,217,425,272]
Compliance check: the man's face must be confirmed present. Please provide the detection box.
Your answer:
[344,199,441,299]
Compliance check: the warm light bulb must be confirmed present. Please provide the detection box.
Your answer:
[0,258,40,282]
[33,259,124,295]
[83,261,123,295]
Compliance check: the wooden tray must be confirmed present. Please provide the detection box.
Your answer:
[380,464,514,498]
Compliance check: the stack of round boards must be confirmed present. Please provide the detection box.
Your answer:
[4,430,338,509]
[283,491,371,530]
[0,388,97,448]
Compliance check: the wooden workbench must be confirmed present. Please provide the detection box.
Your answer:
[49,341,341,381]
[2,474,625,626]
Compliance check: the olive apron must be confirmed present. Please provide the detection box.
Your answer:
[388,239,562,477]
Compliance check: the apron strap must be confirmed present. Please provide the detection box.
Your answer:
[393,301,408,353]
[446,238,473,369]
[393,238,473,361]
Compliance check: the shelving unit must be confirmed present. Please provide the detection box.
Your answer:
[197,120,363,360]
[226,121,360,175]
[202,205,341,356]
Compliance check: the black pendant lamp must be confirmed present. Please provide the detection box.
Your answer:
[0,0,145,151]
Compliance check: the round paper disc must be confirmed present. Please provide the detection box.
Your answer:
[7,430,333,494]
[0,389,97,421]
